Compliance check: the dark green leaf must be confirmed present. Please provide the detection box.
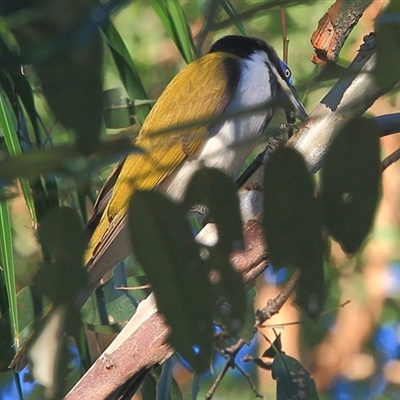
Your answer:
[10,2,103,153]
[272,354,319,400]
[375,1,400,89]
[0,310,15,371]
[262,334,282,358]
[35,207,87,316]
[183,168,246,333]
[202,246,246,334]
[141,373,157,400]
[263,147,325,315]
[183,167,244,252]
[238,287,256,344]
[320,117,381,254]
[128,191,215,371]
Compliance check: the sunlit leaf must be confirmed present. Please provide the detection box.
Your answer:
[320,117,381,254]
[220,0,247,36]
[0,195,18,346]
[149,0,195,63]
[101,20,150,124]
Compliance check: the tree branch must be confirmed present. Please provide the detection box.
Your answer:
[66,34,400,400]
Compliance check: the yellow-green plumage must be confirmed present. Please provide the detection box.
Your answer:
[85,52,239,266]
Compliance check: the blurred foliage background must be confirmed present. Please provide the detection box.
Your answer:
[0,0,400,399]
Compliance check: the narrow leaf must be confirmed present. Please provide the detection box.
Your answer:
[0,197,18,345]
[101,20,150,124]
[220,0,247,36]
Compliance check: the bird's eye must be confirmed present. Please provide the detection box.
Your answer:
[284,68,291,79]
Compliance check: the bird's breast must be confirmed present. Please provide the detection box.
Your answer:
[160,56,274,202]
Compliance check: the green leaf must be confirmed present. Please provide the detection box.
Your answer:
[183,167,244,252]
[0,88,37,223]
[80,274,147,326]
[183,168,246,332]
[128,191,215,371]
[0,196,18,345]
[103,87,135,129]
[320,117,381,254]
[10,2,103,153]
[220,0,247,36]
[263,147,325,315]
[34,207,87,322]
[0,292,15,371]
[272,353,320,400]
[375,1,400,89]
[141,373,157,400]
[150,0,195,64]
[101,20,151,124]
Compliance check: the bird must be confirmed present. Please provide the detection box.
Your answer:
[79,35,308,306]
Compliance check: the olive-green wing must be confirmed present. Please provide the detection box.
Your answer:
[85,52,240,267]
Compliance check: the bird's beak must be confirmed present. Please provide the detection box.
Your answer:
[282,82,308,122]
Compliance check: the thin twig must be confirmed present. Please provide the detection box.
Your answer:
[115,284,151,291]
[206,339,263,399]
[205,339,245,400]
[381,147,400,172]
[260,299,352,328]
[255,269,301,326]
[279,0,289,62]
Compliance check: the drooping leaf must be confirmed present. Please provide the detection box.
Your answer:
[35,207,87,318]
[183,167,244,252]
[0,195,18,345]
[101,19,151,124]
[272,353,320,400]
[10,2,103,153]
[375,1,400,89]
[220,0,247,36]
[320,117,381,254]
[128,190,215,371]
[183,168,246,333]
[263,147,325,316]
[149,0,196,64]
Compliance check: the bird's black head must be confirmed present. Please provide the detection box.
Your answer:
[209,35,289,83]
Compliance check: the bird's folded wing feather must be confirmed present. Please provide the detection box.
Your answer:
[84,52,241,275]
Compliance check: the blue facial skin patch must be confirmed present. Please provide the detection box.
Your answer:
[279,59,294,85]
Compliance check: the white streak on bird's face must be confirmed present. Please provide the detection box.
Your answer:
[161,50,276,201]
